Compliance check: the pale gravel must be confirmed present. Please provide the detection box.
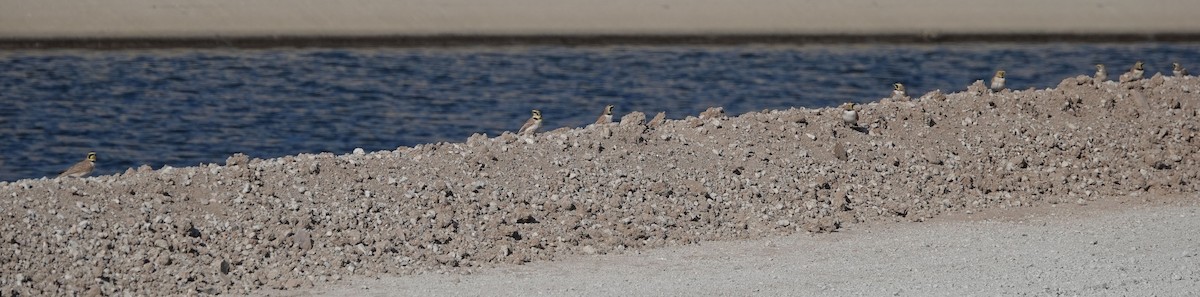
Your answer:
[303,196,1200,297]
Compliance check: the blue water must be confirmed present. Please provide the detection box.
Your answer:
[1,43,1198,181]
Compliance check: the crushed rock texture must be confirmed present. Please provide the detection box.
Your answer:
[2,74,1199,296]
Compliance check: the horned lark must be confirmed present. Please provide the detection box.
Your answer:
[990,70,1006,92]
[594,104,614,125]
[840,103,858,127]
[518,109,543,136]
[1174,62,1189,77]
[58,152,96,178]
[1094,64,1107,81]
[1131,61,1145,79]
[892,83,908,99]
[1120,61,1145,82]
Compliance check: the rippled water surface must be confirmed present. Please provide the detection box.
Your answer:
[1,43,1197,181]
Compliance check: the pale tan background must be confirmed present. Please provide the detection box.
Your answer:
[2,0,1200,38]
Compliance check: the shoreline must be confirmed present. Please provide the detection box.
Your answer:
[5,33,1200,49]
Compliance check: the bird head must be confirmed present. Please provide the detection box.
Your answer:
[86,152,97,162]
[995,70,1006,78]
[604,105,614,115]
[531,109,542,120]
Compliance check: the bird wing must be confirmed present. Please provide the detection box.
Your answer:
[519,117,537,134]
[58,160,94,177]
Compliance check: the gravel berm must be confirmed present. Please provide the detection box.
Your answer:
[2,74,1198,295]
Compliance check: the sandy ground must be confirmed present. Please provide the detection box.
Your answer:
[275,195,1200,296]
[2,0,1200,38]
[2,72,1199,296]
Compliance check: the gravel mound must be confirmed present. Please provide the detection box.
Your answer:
[2,74,1198,296]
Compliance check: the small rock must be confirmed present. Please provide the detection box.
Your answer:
[225,153,250,167]
[833,143,848,161]
[620,111,647,126]
[293,230,313,251]
[699,107,725,119]
[216,259,231,274]
[647,112,667,128]
[284,278,305,288]
[186,226,201,238]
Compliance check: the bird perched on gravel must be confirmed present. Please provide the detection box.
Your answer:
[840,103,858,127]
[1173,62,1189,77]
[1094,64,1107,81]
[58,152,97,178]
[1120,61,1145,82]
[990,70,1006,92]
[594,104,614,125]
[519,109,542,136]
[892,83,908,99]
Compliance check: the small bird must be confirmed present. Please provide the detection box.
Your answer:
[892,83,908,99]
[518,109,542,136]
[1094,64,1107,81]
[58,152,97,178]
[840,103,858,127]
[1131,61,1145,79]
[990,70,1006,92]
[1120,61,1145,82]
[594,104,614,125]
[1173,62,1189,77]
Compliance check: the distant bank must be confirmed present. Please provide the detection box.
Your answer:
[6,34,1200,49]
[3,0,1200,48]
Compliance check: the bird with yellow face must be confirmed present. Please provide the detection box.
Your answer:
[892,83,908,99]
[1120,61,1145,82]
[519,109,542,136]
[990,70,1006,92]
[840,103,858,128]
[594,105,614,125]
[58,152,97,178]
[1094,64,1107,81]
